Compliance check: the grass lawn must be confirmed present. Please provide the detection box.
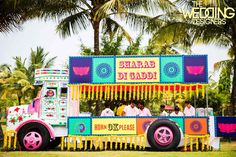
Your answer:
[0,141,235,157]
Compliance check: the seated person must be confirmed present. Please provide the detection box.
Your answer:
[123,100,139,116]
[138,101,152,116]
[184,100,196,116]
[116,102,126,116]
[170,106,184,116]
[101,102,114,116]
[160,104,168,116]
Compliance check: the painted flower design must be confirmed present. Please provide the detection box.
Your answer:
[18,116,23,121]
[10,117,16,124]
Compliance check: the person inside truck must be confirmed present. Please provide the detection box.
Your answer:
[160,104,168,116]
[170,106,184,116]
[101,102,115,116]
[183,100,196,116]
[137,101,152,116]
[123,100,139,116]
[116,101,127,116]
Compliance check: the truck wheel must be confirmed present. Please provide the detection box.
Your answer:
[48,137,61,149]
[147,119,181,151]
[18,122,50,151]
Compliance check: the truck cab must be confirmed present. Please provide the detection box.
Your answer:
[6,69,69,150]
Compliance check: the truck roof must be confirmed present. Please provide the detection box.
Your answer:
[34,69,68,85]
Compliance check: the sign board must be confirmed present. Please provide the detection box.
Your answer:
[92,118,136,135]
[69,55,208,84]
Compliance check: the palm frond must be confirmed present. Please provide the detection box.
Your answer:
[214,59,233,71]
[44,56,57,68]
[102,18,132,43]
[56,10,89,38]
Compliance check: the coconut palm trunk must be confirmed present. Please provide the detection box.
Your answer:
[93,20,100,55]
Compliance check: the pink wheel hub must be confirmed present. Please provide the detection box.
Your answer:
[154,126,173,146]
[23,131,42,150]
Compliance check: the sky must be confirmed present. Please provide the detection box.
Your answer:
[0,19,229,81]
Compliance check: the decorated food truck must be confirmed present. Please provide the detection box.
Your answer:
[4,55,236,151]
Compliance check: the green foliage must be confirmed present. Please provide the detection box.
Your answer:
[124,35,142,55]
[218,67,231,94]
[0,46,56,107]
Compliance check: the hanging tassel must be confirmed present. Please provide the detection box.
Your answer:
[124,85,127,101]
[115,136,118,149]
[84,137,87,150]
[110,136,113,150]
[88,85,91,100]
[111,85,114,100]
[137,85,140,100]
[90,137,93,149]
[104,136,108,150]
[83,85,86,100]
[202,85,205,98]
[184,85,187,98]
[190,85,192,98]
[115,85,118,100]
[168,85,171,98]
[144,85,148,100]
[119,85,123,100]
[107,85,110,100]
[134,136,137,150]
[96,85,99,100]
[158,85,161,99]
[104,85,107,100]
[174,85,176,99]
[179,84,182,97]
[129,136,133,149]
[79,85,83,100]
[196,84,199,98]
[91,85,94,100]
[148,85,152,100]
[120,137,123,149]
[129,85,132,100]
[163,84,166,96]
[133,85,136,100]
[95,137,99,150]
[141,85,144,100]
[100,85,103,100]
[79,136,82,149]
[152,85,156,99]
[99,136,103,150]
[125,136,128,150]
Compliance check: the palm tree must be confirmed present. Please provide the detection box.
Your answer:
[27,47,57,83]
[148,0,236,115]
[0,0,44,33]
[0,47,57,105]
[36,0,175,55]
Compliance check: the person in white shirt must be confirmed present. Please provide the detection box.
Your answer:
[183,100,196,116]
[123,100,139,116]
[160,104,168,116]
[170,106,184,116]
[101,102,114,116]
[138,101,152,116]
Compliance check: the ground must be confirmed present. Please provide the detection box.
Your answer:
[0,141,235,157]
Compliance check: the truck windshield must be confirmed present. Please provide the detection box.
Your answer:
[60,87,67,98]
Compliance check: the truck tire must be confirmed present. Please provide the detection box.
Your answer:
[18,122,50,151]
[147,119,181,151]
[48,137,61,149]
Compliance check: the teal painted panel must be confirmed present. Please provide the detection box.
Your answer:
[92,58,115,83]
[68,117,91,135]
[170,117,184,132]
[161,57,183,82]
